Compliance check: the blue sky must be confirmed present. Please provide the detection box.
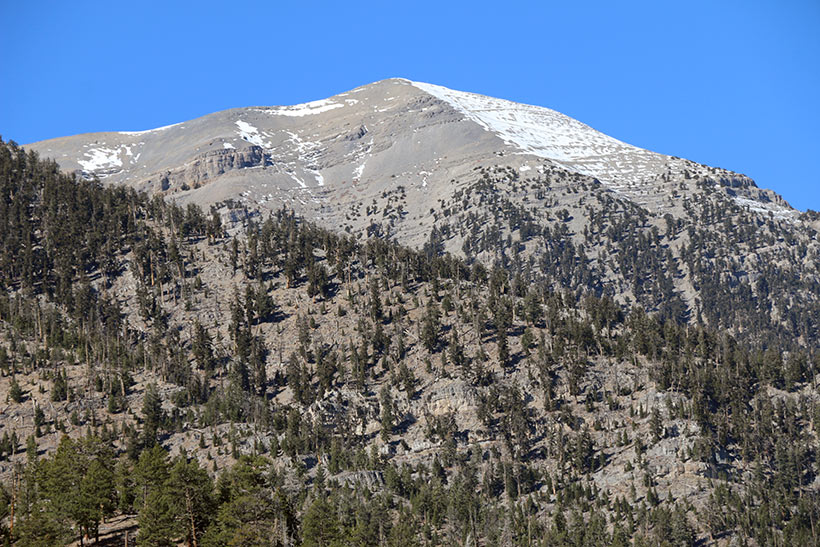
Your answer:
[2,0,819,210]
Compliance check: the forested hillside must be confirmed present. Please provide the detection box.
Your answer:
[24,78,820,360]
[0,138,818,546]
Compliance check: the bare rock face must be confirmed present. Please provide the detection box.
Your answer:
[424,379,477,417]
[344,124,368,141]
[335,470,384,490]
[147,145,268,194]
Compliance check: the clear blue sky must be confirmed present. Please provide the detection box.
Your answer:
[2,0,818,210]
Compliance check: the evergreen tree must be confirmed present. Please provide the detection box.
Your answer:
[142,383,164,448]
[191,321,216,372]
[421,298,441,352]
[77,458,116,544]
[9,377,23,403]
[448,325,466,375]
[301,496,340,547]
[137,487,177,547]
[166,456,214,547]
[133,444,170,511]
[50,369,68,402]
[369,277,383,322]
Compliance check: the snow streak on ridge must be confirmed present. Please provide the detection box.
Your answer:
[409,80,671,190]
[119,122,184,136]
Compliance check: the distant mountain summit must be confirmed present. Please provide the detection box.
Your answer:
[27,78,793,217]
[25,79,820,344]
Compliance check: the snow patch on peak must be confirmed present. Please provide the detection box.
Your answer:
[353,162,366,179]
[271,98,344,117]
[733,196,798,221]
[409,80,669,189]
[120,122,183,136]
[78,147,123,172]
[235,120,269,148]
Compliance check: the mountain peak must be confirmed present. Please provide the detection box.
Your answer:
[407,80,651,185]
[26,78,796,222]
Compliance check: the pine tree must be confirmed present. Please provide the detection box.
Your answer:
[9,377,23,403]
[137,487,177,547]
[50,369,68,402]
[249,335,267,397]
[14,499,73,546]
[497,331,510,370]
[142,383,164,448]
[421,298,441,352]
[369,277,383,322]
[397,362,417,399]
[206,207,222,243]
[38,436,81,541]
[448,325,466,375]
[254,282,275,322]
[133,445,170,512]
[77,458,116,544]
[301,496,340,547]
[166,457,214,547]
[191,321,216,372]
[650,408,664,443]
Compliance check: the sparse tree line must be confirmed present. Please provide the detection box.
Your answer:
[0,138,818,545]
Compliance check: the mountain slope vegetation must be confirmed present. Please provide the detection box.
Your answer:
[0,139,819,546]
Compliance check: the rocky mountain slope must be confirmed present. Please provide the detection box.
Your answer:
[1,138,819,546]
[26,79,820,349]
[5,76,820,545]
[27,78,797,223]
